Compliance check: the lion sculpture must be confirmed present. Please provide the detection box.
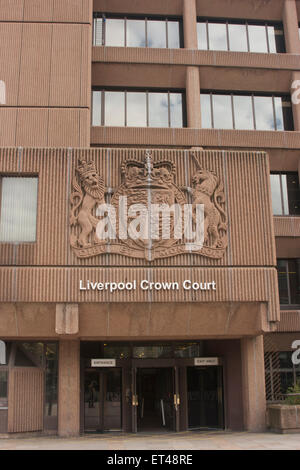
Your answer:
[70,159,105,247]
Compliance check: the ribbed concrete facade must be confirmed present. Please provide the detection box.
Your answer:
[0,0,299,436]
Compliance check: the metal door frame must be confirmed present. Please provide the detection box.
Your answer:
[131,359,179,433]
[84,367,122,433]
[186,364,225,430]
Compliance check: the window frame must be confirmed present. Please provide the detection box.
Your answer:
[0,174,39,244]
[200,90,293,131]
[93,13,183,48]
[0,341,59,423]
[265,350,300,401]
[92,87,187,128]
[197,17,285,54]
[270,172,300,216]
[277,259,300,307]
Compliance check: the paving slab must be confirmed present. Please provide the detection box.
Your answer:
[0,431,300,450]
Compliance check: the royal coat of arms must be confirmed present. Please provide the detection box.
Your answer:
[70,152,228,261]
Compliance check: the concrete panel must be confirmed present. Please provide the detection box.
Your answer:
[283,0,300,54]
[0,23,22,106]
[93,0,182,16]
[56,304,79,335]
[8,369,44,433]
[23,0,54,22]
[47,108,80,146]
[0,0,24,21]
[186,67,201,128]
[196,0,284,21]
[0,303,56,338]
[52,0,89,23]
[15,108,48,146]
[276,237,300,257]
[0,108,17,146]
[49,24,82,107]
[241,336,266,432]
[183,0,198,49]
[58,340,80,437]
[80,25,92,108]
[79,108,90,146]
[18,23,52,106]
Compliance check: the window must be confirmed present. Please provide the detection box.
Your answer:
[197,19,285,53]
[265,350,300,401]
[93,14,182,48]
[0,342,59,428]
[92,89,185,128]
[0,177,38,243]
[270,173,300,215]
[0,371,8,408]
[200,92,293,131]
[82,341,204,359]
[45,343,58,423]
[277,259,300,306]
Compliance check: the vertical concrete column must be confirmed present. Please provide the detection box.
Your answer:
[58,340,80,437]
[186,67,201,128]
[241,335,266,431]
[183,0,198,49]
[283,0,300,54]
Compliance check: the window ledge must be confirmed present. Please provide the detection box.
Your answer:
[92,46,300,72]
[274,217,300,237]
[277,309,300,332]
[91,126,300,149]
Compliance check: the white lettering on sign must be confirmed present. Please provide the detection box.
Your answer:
[91,359,116,367]
[194,357,219,366]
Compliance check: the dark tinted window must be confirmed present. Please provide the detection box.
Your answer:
[277,259,300,305]
[270,173,300,215]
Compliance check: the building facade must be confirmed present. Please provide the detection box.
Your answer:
[0,0,299,436]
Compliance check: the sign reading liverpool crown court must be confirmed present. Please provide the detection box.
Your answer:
[0,148,279,321]
[70,152,228,262]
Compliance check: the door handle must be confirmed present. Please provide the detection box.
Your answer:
[174,394,180,410]
[174,394,180,411]
[132,395,139,407]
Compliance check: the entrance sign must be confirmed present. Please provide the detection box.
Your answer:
[194,357,219,366]
[91,359,116,367]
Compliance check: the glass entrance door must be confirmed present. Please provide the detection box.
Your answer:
[84,369,122,432]
[131,364,179,432]
[187,366,224,429]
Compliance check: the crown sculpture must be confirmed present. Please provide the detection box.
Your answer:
[70,152,228,261]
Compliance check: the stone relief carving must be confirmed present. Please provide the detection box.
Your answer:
[70,152,228,261]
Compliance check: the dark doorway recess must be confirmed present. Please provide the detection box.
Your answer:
[136,368,174,432]
[187,366,224,430]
